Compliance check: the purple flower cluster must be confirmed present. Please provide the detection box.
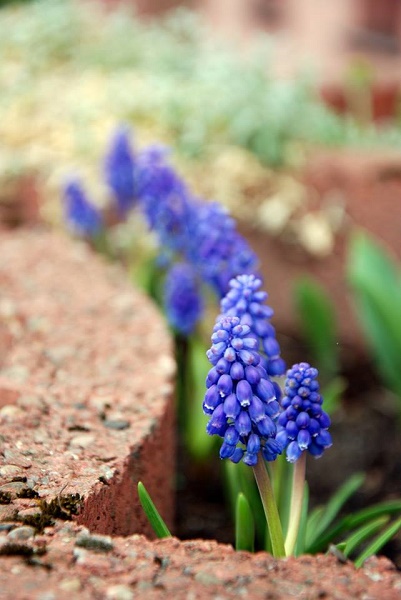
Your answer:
[164,262,203,336]
[220,275,286,377]
[63,126,260,335]
[276,362,332,463]
[136,146,193,258]
[203,315,283,466]
[63,180,103,237]
[104,127,136,216]
[187,202,258,298]
[204,276,332,466]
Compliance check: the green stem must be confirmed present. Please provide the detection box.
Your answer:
[285,451,306,555]
[252,453,286,558]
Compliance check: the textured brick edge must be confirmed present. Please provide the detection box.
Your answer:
[0,230,175,539]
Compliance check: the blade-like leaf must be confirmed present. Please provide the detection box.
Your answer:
[235,492,255,552]
[306,472,365,551]
[137,482,171,538]
[345,500,401,530]
[293,276,339,381]
[343,516,389,557]
[308,499,401,553]
[185,335,216,461]
[354,516,401,568]
[320,376,347,415]
[305,506,325,549]
[347,231,401,397]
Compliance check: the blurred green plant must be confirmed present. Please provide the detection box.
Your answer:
[1,0,401,183]
[293,275,345,414]
[347,230,401,402]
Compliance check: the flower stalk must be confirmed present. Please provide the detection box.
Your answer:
[285,450,307,555]
[252,454,286,558]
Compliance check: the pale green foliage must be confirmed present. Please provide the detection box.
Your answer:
[1,0,400,172]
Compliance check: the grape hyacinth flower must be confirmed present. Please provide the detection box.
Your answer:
[277,362,332,463]
[63,180,103,237]
[135,145,193,258]
[277,362,332,555]
[104,127,136,216]
[164,262,203,336]
[203,315,282,466]
[187,202,259,298]
[220,275,286,377]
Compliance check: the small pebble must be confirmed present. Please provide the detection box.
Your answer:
[0,481,26,497]
[105,584,134,600]
[69,434,95,449]
[0,406,25,420]
[0,465,24,478]
[75,533,114,553]
[3,449,32,468]
[103,419,130,430]
[0,523,16,532]
[194,571,221,586]
[44,346,75,367]
[18,394,44,409]
[0,365,28,383]
[0,505,17,521]
[58,578,82,593]
[16,507,41,520]
[7,526,35,541]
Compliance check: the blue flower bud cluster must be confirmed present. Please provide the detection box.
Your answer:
[186,202,258,298]
[204,315,283,466]
[220,275,286,377]
[136,145,194,258]
[204,277,332,466]
[104,126,137,216]
[164,262,203,336]
[63,126,258,336]
[63,180,103,237]
[276,362,332,463]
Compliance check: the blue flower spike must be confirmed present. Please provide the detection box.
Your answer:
[164,262,203,336]
[204,314,286,557]
[277,362,332,463]
[187,203,259,297]
[204,315,283,467]
[280,362,332,556]
[220,274,286,377]
[63,179,103,237]
[104,126,136,216]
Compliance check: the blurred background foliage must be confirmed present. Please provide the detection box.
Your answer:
[1,0,401,226]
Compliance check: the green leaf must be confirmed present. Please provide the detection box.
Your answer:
[293,276,339,380]
[225,460,267,550]
[320,376,347,415]
[345,500,401,530]
[306,472,365,552]
[305,506,325,549]
[354,516,401,568]
[137,482,171,539]
[347,231,401,398]
[185,335,216,461]
[343,516,389,557]
[235,492,255,552]
[308,499,401,553]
